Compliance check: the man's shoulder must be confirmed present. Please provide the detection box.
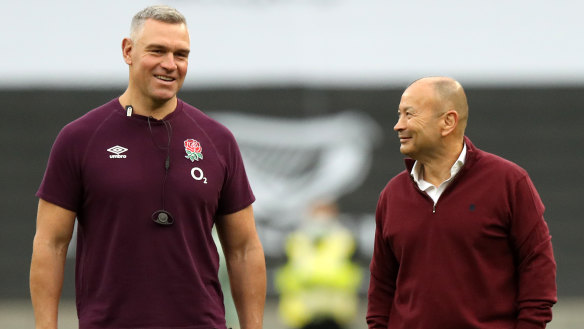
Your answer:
[63,99,118,131]
[379,169,412,197]
[472,146,528,177]
[180,100,236,138]
[388,169,412,183]
[57,98,119,140]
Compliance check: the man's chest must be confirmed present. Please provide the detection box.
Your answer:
[383,185,512,261]
[80,126,225,207]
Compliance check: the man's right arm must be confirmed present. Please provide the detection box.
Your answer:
[30,199,76,329]
[366,198,398,329]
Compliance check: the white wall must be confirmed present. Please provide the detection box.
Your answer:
[3,0,583,88]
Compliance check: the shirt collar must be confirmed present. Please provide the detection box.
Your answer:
[411,142,467,186]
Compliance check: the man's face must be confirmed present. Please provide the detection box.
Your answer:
[394,82,443,160]
[126,19,190,103]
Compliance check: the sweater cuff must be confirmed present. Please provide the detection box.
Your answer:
[515,320,546,329]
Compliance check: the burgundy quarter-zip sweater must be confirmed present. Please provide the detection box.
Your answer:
[367,137,556,329]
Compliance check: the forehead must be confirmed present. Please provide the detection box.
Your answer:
[135,19,190,47]
[399,82,436,111]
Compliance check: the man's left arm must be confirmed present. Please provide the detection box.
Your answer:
[216,205,266,329]
[511,175,557,329]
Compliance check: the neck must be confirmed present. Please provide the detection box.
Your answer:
[417,139,463,186]
[119,90,177,120]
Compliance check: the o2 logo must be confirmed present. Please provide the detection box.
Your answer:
[191,167,208,184]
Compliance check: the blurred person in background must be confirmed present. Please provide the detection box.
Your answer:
[276,200,362,329]
[367,77,556,329]
[30,5,265,329]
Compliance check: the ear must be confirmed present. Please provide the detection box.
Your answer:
[121,38,133,65]
[441,110,459,137]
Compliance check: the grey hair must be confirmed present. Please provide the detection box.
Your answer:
[130,5,187,40]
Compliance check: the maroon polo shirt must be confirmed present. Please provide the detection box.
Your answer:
[37,98,255,329]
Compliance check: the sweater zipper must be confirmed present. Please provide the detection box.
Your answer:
[410,182,436,214]
[430,164,468,214]
[408,143,471,215]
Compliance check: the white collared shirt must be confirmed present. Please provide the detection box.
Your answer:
[411,143,467,205]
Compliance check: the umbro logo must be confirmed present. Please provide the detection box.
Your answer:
[107,145,128,159]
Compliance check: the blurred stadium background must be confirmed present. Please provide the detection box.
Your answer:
[1,1,583,328]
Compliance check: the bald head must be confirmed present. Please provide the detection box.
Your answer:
[409,77,469,136]
[395,77,469,161]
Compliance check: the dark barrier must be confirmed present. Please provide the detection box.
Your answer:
[1,86,582,298]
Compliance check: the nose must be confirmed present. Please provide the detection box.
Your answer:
[394,114,406,132]
[160,53,177,70]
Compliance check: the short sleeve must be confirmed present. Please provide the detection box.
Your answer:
[216,132,255,215]
[36,125,83,212]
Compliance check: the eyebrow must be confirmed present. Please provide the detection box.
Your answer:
[145,43,190,54]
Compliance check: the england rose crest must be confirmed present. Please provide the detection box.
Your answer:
[184,139,203,162]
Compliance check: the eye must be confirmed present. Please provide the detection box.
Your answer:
[148,48,165,55]
[175,52,189,60]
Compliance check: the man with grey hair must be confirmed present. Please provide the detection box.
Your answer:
[30,5,266,329]
[367,77,556,328]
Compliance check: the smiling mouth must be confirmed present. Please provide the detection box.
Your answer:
[399,136,411,142]
[155,75,175,82]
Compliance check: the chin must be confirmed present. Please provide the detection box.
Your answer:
[399,146,410,155]
[150,91,177,102]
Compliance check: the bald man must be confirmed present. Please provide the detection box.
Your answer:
[367,77,556,329]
